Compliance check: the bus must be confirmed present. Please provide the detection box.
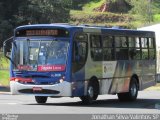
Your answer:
[3,24,156,104]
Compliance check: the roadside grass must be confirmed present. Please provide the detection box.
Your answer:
[0,70,9,86]
[0,52,10,86]
[0,52,9,69]
[145,83,160,91]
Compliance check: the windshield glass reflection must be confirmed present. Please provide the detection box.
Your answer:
[13,39,69,71]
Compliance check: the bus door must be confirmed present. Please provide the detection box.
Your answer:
[72,32,88,96]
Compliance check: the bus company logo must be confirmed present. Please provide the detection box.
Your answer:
[103,64,113,73]
[38,65,66,71]
[42,66,52,71]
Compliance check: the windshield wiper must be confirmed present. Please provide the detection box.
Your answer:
[26,39,30,65]
[37,40,42,67]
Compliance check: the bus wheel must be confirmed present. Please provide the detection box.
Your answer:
[118,78,138,101]
[35,96,48,104]
[80,81,98,104]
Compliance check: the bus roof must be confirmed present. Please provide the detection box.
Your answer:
[15,24,155,37]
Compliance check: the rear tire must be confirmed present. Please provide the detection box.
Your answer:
[118,78,138,102]
[35,96,48,104]
[80,80,99,104]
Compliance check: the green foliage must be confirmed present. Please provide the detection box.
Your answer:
[70,10,133,28]
[0,52,9,69]
[0,70,9,86]
[127,0,153,23]
[0,0,72,48]
[154,14,160,22]
[26,0,71,24]
[72,0,89,10]
[0,21,13,48]
[152,0,160,14]
[0,52,9,86]
[83,0,106,12]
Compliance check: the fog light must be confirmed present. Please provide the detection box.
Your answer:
[59,79,64,83]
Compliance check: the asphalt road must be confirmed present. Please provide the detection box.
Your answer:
[0,90,160,114]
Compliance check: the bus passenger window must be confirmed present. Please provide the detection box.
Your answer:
[141,38,148,48]
[134,49,141,60]
[103,48,114,60]
[148,38,154,48]
[103,36,114,61]
[149,38,155,59]
[73,42,87,63]
[128,37,135,48]
[149,49,155,59]
[72,41,87,73]
[129,49,136,59]
[141,38,149,60]
[115,36,128,60]
[128,37,136,60]
[133,37,141,60]
[90,35,103,61]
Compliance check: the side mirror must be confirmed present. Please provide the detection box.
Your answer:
[3,36,13,60]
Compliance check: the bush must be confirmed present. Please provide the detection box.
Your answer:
[154,14,160,22]
[70,10,134,28]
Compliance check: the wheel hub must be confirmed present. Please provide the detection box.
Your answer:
[88,86,94,98]
[131,84,137,96]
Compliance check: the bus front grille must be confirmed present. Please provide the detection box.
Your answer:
[18,89,60,94]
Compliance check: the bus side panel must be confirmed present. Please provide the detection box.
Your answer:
[100,61,117,94]
[141,60,156,90]
[108,61,131,94]
[71,67,85,97]
[109,60,156,93]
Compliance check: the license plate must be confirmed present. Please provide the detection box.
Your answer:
[33,87,42,91]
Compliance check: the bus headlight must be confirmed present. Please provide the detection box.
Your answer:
[59,76,65,83]
[59,79,64,83]
[15,78,19,82]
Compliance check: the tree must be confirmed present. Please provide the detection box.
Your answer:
[0,0,72,48]
[72,0,89,10]
[127,0,153,23]
[152,0,160,14]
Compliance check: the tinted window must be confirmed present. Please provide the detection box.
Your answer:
[90,35,103,61]
[115,36,128,60]
[103,36,115,61]
[72,33,88,73]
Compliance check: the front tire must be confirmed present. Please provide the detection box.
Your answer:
[118,78,138,101]
[35,96,48,104]
[80,81,99,104]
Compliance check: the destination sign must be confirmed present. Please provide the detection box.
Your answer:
[26,30,58,36]
[15,28,69,37]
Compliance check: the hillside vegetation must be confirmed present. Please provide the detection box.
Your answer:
[70,0,160,28]
[70,10,134,28]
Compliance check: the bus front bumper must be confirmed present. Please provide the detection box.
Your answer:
[10,81,72,97]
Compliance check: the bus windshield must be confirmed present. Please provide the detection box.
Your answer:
[13,38,69,71]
